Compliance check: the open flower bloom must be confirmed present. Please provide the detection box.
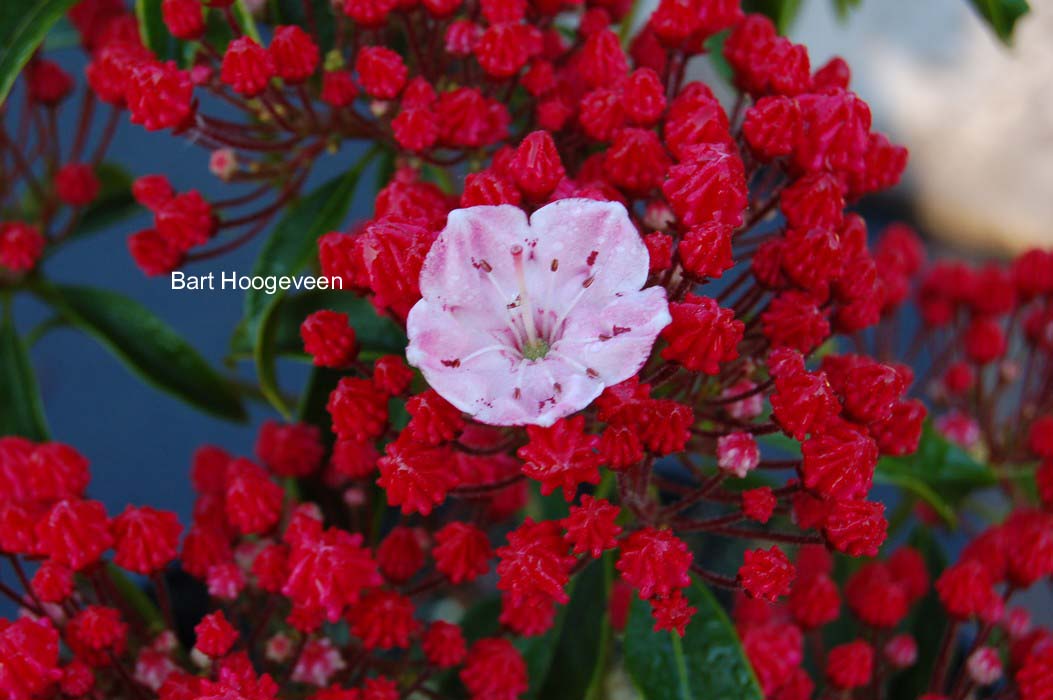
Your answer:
[407,199,671,426]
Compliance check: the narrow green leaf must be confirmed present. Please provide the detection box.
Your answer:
[197,9,236,60]
[872,470,958,526]
[704,31,733,85]
[0,311,49,440]
[231,0,262,44]
[296,366,343,429]
[444,565,591,699]
[239,149,377,351]
[832,0,863,20]
[967,0,1029,43]
[255,297,290,417]
[35,284,246,421]
[375,149,397,192]
[743,0,804,32]
[104,564,164,633]
[518,588,577,699]
[888,528,948,699]
[246,149,377,415]
[73,163,138,239]
[134,0,183,62]
[0,0,78,104]
[538,555,613,700]
[625,577,763,700]
[878,422,997,507]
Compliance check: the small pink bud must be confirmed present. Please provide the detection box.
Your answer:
[209,148,238,180]
[292,638,347,687]
[1004,606,1032,639]
[152,630,178,653]
[643,199,675,231]
[935,411,980,448]
[206,562,245,600]
[717,432,760,478]
[266,633,294,663]
[966,647,1002,686]
[235,541,265,570]
[883,634,917,668]
[190,65,212,85]
[722,380,763,420]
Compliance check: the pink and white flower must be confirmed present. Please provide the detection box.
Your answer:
[407,199,670,426]
[291,638,347,687]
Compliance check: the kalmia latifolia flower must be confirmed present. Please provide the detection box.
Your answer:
[406,199,670,426]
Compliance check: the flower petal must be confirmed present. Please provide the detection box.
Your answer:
[552,286,671,383]
[482,355,605,427]
[527,198,648,303]
[417,204,531,314]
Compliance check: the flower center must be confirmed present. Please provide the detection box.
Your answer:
[522,338,550,360]
[505,243,559,361]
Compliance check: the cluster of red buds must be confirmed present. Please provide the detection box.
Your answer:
[2,0,1052,700]
[887,240,1053,479]
[0,1,139,278]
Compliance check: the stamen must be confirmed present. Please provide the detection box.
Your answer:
[511,244,543,353]
[460,344,512,364]
[547,349,590,374]
[551,285,589,339]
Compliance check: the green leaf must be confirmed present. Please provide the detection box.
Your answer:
[104,564,164,633]
[704,31,734,85]
[443,560,607,699]
[518,593,576,698]
[876,422,997,523]
[0,310,49,440]
[888,528,948,700]
[231,0,262,44]
[618,0,646,45]
[243,149,377,416]
[74,163,138,239]
[35,284,246,421]
[375,148,397,192]
[872,469,958,526]
[0,0,78,104]
[832,0,863,20]
[134,0,184,62]
[625,577,763,700]
[743,0,804,32]
[197,9,236,60]
[967,0,1029,43]
[296,366,343,429]
[538,555,614,700]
